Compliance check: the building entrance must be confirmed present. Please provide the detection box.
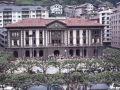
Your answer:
[54,50,60,56]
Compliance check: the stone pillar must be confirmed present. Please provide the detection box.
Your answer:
[89,30,91,46]
[73,30,76,46]
[37,49,39,57]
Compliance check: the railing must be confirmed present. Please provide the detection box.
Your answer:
[24,44,44,48]
[91,43,102,46]
[11,45,20,48]
[48,43,65,47]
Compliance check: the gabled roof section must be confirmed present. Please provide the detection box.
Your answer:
[46,20,66,29]
[5,18,104,28]
[46,20,66,27]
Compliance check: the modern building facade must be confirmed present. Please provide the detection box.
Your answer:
[0,6,49,50]
[50,4,63,14]
[110,2,120,48]
[99,9,113,48]
[5,18,104,58]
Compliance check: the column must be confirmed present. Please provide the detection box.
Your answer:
[74,49,76,56]
[36,30,39,47]
[80,50,82,57]
[80,30,83,45]
[8,31,10,47]
[61,31,63,44]
[48,31,49,44]
[46,30,47,46]
[21,31,22,47]
[29,30,32,59]
[24,31,26,46]
[37,50,39,57]
[86,30,88,45]
[43,30,45,46]
[101,29,103,45]
[65,30,68,46]
[73,30,76,46]
[29,30,32,46]
[89,30,91,46]
[50,31,51,44]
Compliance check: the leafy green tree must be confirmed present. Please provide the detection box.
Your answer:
[103,48,120,70]
[17,60,37,74]
[0,52,12,73]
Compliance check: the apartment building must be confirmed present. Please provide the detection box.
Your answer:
[50,4,63,14]
[64,3,97,19]
[111,2,120,48]
[0,6,49,50]
[5,18,104,58]
[99,9,113,48]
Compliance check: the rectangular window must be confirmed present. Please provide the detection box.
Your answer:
[40,31,42,37]
[70,31,73,36]
[52,40,54,44]
[33,39,36,45]
[76,39,79,44]
[83,31,86,36]
[12,32,19,37]
[83,39,86,44]
[76,30,79,36]
[33,31,36,37]
[94,39,97,43]
[14,40,17,45]
[26,40,29,45]
[40,39,43,44]
[26,31,29,37]
[70,39,73,44]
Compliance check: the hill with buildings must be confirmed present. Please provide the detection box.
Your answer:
[14,0,118,7]
[0,0,119,7]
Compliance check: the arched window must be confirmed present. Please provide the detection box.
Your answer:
[69,49,73,56]
[13,51,18,58]
[39,50,44,57]
[25,50,30,57]
[76,49,80,56]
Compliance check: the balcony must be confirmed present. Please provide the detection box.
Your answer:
[48,43,65,47]
[91,43,102,46]
[11,45,20,48]
[3,17,12,20]
[3,13,12,16]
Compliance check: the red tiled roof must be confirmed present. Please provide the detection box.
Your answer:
[5,18,104,28]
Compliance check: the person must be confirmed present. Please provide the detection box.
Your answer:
[66,87,69,90]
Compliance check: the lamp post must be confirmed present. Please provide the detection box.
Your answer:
[82,33,85,58]
[28,34,34,60]
[94,34,98,57]
[65,50,69,90]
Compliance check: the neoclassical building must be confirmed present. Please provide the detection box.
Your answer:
[5,18,104,58]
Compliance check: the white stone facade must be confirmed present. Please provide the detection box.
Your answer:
[50,4,63,14]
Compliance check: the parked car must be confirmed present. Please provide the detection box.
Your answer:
[109,83,120,90]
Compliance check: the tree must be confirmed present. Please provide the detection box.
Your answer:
[0,52,12,73]
[103,48,120,70]
[17,60,37,74]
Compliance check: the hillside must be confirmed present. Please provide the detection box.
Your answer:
[3,0,119,7]
[14,0,119,7]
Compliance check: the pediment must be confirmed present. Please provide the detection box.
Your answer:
[46,20,66,29]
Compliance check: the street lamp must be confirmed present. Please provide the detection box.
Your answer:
[65,50,69,90]
[94,34,98,57]
[28,34,34,60]
[82,33,85,58]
